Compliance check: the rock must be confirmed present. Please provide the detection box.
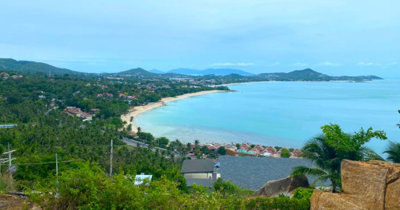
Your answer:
[253,175,309,197]
[341,160,388,209]
[311,191,363,210]
[310,160,400,210]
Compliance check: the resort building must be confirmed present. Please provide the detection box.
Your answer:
[63,106,93,121]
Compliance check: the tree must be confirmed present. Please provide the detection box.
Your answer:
[280,148,290,158]
[384,141,400,163]
[157,137,169,148]
[217,147,227,155]
[291,124,386,192]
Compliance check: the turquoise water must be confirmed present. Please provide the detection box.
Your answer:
[135,80,400,154]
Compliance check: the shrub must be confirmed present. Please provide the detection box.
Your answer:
[280,148,291,158]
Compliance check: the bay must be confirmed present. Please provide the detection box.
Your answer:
[135,80,400,154]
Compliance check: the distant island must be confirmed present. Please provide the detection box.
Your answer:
[0,58,382,84]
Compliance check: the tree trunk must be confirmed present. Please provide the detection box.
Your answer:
[331,178,336,193]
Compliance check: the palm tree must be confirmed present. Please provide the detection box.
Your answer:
[291,135,341,192]
[291,124,385,192]
[384,141,400,163]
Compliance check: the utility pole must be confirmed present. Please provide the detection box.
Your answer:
[56,153,59,186]
[55,153,59,198]
[110,140,113,177]
[3,143,16,171]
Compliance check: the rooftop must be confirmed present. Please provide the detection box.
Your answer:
[181,159,216,173]
[219,156,329,190]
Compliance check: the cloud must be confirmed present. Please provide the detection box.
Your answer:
[357,62,378,66]
[211,62,255,67]
[292,62,309,67]
[387,61,398,66]
[319,61,341,66]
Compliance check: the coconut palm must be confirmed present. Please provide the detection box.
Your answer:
[384,141,400,163]
[291,124,386,192]
[291,135,341,192]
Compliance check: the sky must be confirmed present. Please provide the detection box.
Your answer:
[1,0,399,78]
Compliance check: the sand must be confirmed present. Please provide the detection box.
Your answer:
[121,90,227,133]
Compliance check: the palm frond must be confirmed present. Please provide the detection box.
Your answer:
[291,166,328,177]
[384,141,400,163]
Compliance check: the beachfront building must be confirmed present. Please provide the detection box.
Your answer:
[181,159,220,188]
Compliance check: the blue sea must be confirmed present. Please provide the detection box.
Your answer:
[135,80,400,154]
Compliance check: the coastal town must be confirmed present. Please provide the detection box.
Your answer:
[185,142,302,159]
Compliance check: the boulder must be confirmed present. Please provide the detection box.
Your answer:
[311,191,363,210]
[253,175,309,197]
[311,160,400,210]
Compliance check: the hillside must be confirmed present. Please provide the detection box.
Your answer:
[257,68,382,81]
[117,68,157,77]
[0,58,382,82]
[0,58,81,75]
[168,68,254,76]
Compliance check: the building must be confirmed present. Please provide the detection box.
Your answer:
[134,173,152,186]
[181,159,220,188]
[0,124,17,128]
[219,156,329,190]
[63,106,93,121]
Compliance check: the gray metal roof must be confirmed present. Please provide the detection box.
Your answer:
[181,159,215,173]
[219,156,328,190]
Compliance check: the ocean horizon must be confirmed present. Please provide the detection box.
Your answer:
[135,80,400,154]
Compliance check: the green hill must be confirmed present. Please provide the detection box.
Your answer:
[0,58,80,75]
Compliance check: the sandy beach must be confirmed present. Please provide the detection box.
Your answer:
[121,90,227,133]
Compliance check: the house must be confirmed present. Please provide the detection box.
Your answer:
[219,156,329,190]
[181,159,220,188]
[63,107,93,121]
[134,173,152,186]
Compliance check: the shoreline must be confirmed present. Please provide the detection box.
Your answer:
[121,90,228,133]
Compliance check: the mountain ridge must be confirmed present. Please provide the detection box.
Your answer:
[0,58,382,81]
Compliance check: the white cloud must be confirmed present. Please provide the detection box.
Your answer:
[387,61,398,66]
[319,61,341,66]
[211,62,255,67]
[357,62,378,66]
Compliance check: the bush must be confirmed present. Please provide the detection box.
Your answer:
[293,187,314,201]
[29,163,312,209]
[217,147,227,155]
[281,148,291,158]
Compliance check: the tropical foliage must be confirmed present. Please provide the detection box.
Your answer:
[29,164,312,210]
[384,141,400,163]
[291,124,386,192]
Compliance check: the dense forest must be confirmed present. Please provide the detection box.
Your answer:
[0,71,229,189]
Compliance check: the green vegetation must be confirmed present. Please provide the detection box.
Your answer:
[280,148,291,158]
[28,169,313,209]
[291,124,386,192]
[0,71,224,193]
[217,146,227,155]
[384,141,400,163]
